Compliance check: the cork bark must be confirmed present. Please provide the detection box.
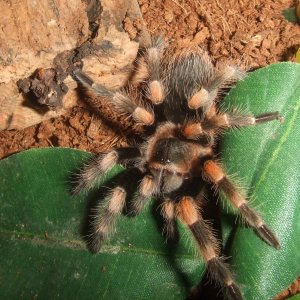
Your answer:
[0,0,144,130]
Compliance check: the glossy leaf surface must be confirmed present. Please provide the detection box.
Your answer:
[222,62,300,299]
[0,148,202,299]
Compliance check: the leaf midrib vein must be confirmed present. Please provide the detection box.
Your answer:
[253,94,300,195]
[0,229,196,259]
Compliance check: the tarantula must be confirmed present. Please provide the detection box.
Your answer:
[73,36,280,300]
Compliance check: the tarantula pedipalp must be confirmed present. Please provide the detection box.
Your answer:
[73,37,281,300]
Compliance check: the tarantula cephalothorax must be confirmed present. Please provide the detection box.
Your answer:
[73,37,281,300]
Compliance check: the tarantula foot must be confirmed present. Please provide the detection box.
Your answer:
[127,207,140,217]
[227,282,243,300]
[256,224,280,249]
[88,232,106,253]
[163,221,179,241]
[71,180,88,195]
[254,111,281,124]
[127,200,146,217]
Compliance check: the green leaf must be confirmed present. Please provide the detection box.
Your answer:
[0,148,203,299]
[290,294,300,300]
[1,63,300,300]
[282,7,298,23]
[222,62,300,299]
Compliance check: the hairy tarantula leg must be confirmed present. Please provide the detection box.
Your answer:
[130,174,155,216]
[144,37,165,105]
[203,160,280,249]
[73,69,154,125]
[202,111,281,131]
[73,147,140,194]
[187,65,244,111]
[130,56,149,86]
[183,111,280,138]
[90,187,127,252]
[208,65,245,93]
[177,196,243,300]
[161,199,178,240]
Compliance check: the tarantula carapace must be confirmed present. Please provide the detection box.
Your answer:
[73,37,280,300]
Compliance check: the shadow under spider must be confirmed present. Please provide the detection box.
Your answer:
[71,165,197,294]
[71,162,239,299]
[185,190,238,300]
[150,198,192,294]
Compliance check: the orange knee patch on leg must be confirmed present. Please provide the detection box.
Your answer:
[203,160,224,183]
[133,107,154,125]
[183,123,203,138]
[188,88,209,110]
[140,175,155,197]
[149,80,164,104]
[177,196,199,225]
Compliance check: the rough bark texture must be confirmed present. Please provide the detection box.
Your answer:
[0,0,143,130]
